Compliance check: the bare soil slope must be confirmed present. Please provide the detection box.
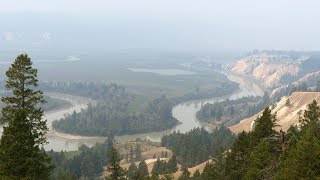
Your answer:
[227,54,300,89]
[229,92,320,133]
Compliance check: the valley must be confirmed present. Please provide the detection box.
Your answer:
[2,50,320,179]
[2,2,320,179]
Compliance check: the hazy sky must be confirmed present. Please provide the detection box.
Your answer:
[1,0,320,51]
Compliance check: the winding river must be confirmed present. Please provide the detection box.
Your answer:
[44,73,264,151]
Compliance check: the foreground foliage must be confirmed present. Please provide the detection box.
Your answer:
[0,54,53,179]
[202,100,320,179]
[49,140,111,179]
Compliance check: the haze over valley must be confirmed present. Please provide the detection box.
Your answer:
[1,1,320,179]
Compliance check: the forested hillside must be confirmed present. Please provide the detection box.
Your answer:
[45,80,238,136]
[197,95,269,126]
[161,127,236,167]
[201,100,320,179]
[53,96,177,136]
[51,83,178,136]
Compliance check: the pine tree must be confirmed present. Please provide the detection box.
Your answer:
[129,145,134,163]
[226,108,278,179]
[135,144,142,161]
[244,140,277,179]
[201,163,221,179]
[299,100,320,137]
[251,107,277,146]
[212,149,225,173]
[1,54,48,144]
[152,157,162,174]
[80,156,95,178]
[276,128,320,178]
[138,160,149,176]
[0,54,53,179]
[128,162,137,179]
[106,146,125,180]
[192,170,201,180]
[178,166,191,180]
[164,151,168,158]
[224,131,251,179]
[150,173,160,180]
[276,100,320,178]
[166,154,178,173]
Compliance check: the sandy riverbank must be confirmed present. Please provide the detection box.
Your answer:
[45,93,107,141]
[50,130,103,140]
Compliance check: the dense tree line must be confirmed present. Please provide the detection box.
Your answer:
[45,81,179,136]
[53,95,178,136]
[42,79,239,107]
[161,126,236,167]
[123,144,142,163]
[49,137,116,179]
[50,138,168,179]
[199,100,320,179]
[151,155,178,175]
[197,95,269,126]
[41,82,130,101]
[127,160,149,179]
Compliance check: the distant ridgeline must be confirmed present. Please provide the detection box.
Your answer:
[49,83,178,136]
[197,94,270,127]
[262,52,320,101]
[272,53,320,101]
[279,53,320,85]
